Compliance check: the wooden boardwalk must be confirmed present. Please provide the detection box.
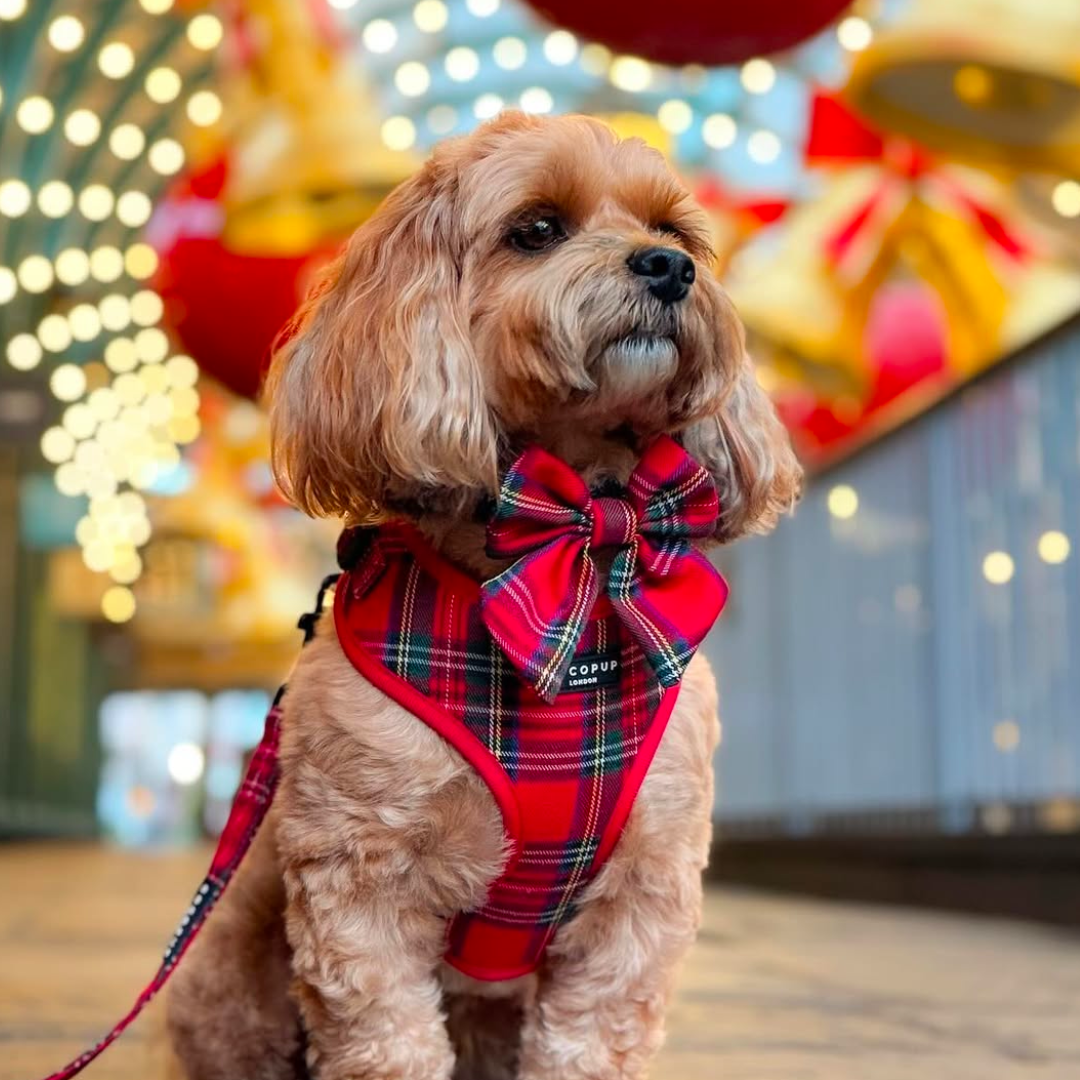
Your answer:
[3,843,1080,1080]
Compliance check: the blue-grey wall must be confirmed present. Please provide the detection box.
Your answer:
[705,324,1080,836]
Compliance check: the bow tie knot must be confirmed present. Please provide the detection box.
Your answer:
[480,436,729,702]
[590,496,637,549]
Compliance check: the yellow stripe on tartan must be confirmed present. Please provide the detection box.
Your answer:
[534,553,595,698]
[613,541,684,678]
[399,560,421,679]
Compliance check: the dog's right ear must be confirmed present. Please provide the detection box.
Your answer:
[263,158,499,522]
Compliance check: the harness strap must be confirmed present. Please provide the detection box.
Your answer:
[39,574,340,1080]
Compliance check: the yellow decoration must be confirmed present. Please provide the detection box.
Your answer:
[846,0,1080,173]
[222,0,420,256]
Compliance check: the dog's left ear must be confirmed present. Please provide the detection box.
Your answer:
[683,350,803,542]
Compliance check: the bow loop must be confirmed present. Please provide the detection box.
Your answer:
[480,437,727,701]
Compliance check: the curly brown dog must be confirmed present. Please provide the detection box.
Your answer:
[166,112,800,1080]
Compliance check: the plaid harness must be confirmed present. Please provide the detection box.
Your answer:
[336,522,685,980]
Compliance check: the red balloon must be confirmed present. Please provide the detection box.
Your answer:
[863,282,948,414]
[524,0,852,66]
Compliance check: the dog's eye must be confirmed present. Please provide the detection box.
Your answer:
[509,215,567,253]
[655,222,686,243]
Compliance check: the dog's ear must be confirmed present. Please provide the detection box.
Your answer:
[264,159,498,521]
[683,350,803,542]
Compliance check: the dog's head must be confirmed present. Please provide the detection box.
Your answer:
[266,112,801,540]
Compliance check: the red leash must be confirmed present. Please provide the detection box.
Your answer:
[39,575,338,1080]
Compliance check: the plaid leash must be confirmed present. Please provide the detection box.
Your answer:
[38,574,340,1080]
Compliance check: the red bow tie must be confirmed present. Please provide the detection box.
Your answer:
[480,436,729,702]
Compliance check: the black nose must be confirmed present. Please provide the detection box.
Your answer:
[627,245,695,304]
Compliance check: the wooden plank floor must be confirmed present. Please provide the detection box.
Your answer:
[3,843,1080,1080]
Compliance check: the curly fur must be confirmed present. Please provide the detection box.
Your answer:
[167,112,801,1080]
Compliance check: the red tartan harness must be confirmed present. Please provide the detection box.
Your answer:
[40,439,727,1078]
[335,523,680,980]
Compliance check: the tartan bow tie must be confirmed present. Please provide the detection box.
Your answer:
[480,435,729,702]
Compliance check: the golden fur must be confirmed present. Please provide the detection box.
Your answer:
[167,113,801,1080]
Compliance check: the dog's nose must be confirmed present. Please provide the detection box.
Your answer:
[627,246,695,304]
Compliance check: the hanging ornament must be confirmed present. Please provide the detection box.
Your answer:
[845,0,1080,174]
[523,1,854,66]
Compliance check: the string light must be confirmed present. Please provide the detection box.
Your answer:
[362,19,398,54]
[48,14,85,52]
[0,0,28,20]
[186,90,222,127]
[473,94,503,120]
[493,37,527,70]
[135,327,169,363]
[982,550,1015,584]
[381,116,416,150]
[101,586,137,624]
[38,314,73,352]
[38,180,74,217]
[748,130,782,164]
[165,355,199,387]
[99,41,135,78]
[466,0,499,14]
[395,62,431,97]
[79,184,115,222]
[145,67,182,104]
[992,720,1021,753]
[117,191,152,227]
[609,56,652,92]
[139,0,173,12]
[50,364,87,402]
[16,96,54,134]
[55,248,90,286]
[520,88,554,115]
[109,123,145,160]
[187,13,223,50]
[827,484,859,520]
[0,267,16,304]
[105,338,138,373]
[41,426,76,464]
[0,179,31,217]
[99,294,132,332]
[90,246,124,283]
[658,99,693,134]
[124,243,158,280]
[7,333,43,371]
[446,47,480,82]
[427,104,457,134]
[69,302,103,342]
[1052,180,1080,219]
[703,113,737,149]
[148,138,185,175]
[740,58,776,94]
[580,44,612,76]
[1038,530,1071,564]
[544,30,578,66]
[837,16,873,52]
[62,403,97,439]
[65,108,101,146]
[413,0,448,33]
[17,255,54,293]
[130,290,164,326]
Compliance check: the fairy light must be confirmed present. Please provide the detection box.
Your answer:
[99,294,132,332]
[116,190,152,227]
[50,364,87,402]
[89,246,124,283]
[101,586,136,623]
[0,267,16,304]
[79,184,115,221]
[124,244,158,280]
[17,255,54,293]
[748,130,782,164]
[65,108,101,146]
[0,0,28,19]
[16,96,54,133]
[7,333,43,371]
[381,116,416,150]
[186,90,222,127]
[55,463,85,497]
[164,355,198,387]
[62,403,97,440]
[1052,180,1080,219]
[827,484,859,520]
[982,550,1015,585]
[395,62,431,97]
[466,0,499,14]
[41,426,76,464]
[187,13,223,50]
[148,138,185,175]
[427,105,457,135]
[703,113,737,149]
[362,19,397,54]
[88,387,120,421]
[473,94,503,120]
[837,16,873,52]
[145,67,181,104]
[105,338,138,373]
[109,123,145,160]
[37,314,73,353]
[135,327,169,363]
[48,15,85,52]
[740,58,776,94]
[580,44,611,76]
[69,302,103,342]
[99,41,135,78]
[520,88,553,115]
[413,0,448,32]
[544,30,578,66]
[130,290,164,326]
[446,47,480,82]
[658,99,693,134]
[55,248,90,286]
[38,180,74,217]
[1037,530,1071,564]
[609,56,652,92]
[139,0,173,13]
[493,37,527,71]
[0,179,31,217]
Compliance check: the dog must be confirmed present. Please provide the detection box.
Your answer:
[165,112,801,1080]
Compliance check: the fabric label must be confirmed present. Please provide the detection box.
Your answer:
[560,652,621,693]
